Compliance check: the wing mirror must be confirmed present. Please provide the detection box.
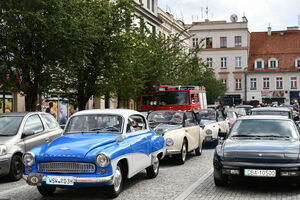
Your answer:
[115,135,125,144]
[22,130,35,137]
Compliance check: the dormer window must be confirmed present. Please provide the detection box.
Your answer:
[255,59,264,69]
[268,58,278,69]
[296,57,300,68]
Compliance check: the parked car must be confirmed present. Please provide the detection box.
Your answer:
[214,115,300,186]
[148,110,204,165]
[23,109,165,198]
[196,109,229,142]
[250,107,294,119]
[0,112,62,181]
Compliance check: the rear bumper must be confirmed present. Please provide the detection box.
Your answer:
[23,174,113,186]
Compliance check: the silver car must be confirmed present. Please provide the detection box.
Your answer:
[0,112,63,181]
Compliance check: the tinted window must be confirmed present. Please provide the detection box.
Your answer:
[41,113,58,129]
[0,116,23,136]
[155,91,189,106]
[24,115,44,134]
[230,119,298,138]
[65,115,123,134]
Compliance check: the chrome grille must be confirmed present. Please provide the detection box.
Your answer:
[38,162,96,174]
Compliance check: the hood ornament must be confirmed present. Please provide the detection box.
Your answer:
[60,147,71,151]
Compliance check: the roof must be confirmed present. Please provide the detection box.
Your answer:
[239,115,291,120]
[0,112,38,117]
[248,30,300,72]
[72,109,143,119]
[251,107,291,112]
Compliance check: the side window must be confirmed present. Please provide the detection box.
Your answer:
[24,115,44,134]
[127,115,147,133]
[41,113,58,129]
[185,112,197,126]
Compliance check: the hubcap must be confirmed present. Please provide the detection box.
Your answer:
[182,143,187,162]
[113,166,122,192]
[14,159,22,176]
[153,157,159,174]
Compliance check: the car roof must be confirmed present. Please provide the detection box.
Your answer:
[236,105,253,108]
[238,115,291,120]
[251,107,290,112]
[0,112,41,117]
[72,109,144,119]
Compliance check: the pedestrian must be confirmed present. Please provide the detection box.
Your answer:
[48,102,57,118]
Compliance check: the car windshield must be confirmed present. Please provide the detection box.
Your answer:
[251,111,290,118]
[198,110,216,120]
[230,119,298,139]
[200,119,216,126]
[148,111,184,125]
[0,116,23,136]
[65,114,123,134]
[155,91,189,106]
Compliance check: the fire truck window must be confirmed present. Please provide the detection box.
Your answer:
[191,94,199,104]
[142,96,152,106]
[156,91,189,106]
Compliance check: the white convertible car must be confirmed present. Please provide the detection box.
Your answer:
[196,109,229,142]
[148,110,204,165]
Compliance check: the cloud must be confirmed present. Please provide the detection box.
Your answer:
[158,0,300,32]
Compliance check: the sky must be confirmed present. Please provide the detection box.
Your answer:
[158,0,300,32]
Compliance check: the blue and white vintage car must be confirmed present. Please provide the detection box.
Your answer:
[23,109,166,198]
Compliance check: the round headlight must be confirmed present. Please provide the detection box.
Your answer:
[96,153,110,167]
[166,138,174,146]
[206,129,213,135]
[23,152,35,166]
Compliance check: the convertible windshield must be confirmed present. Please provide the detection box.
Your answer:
[198,109,216,120]
[148,111,184,124]
[65,115,123,134]
[0,116,23,136]
[230,119,298,139]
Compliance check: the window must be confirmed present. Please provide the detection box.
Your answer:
[269,58,278,69]
[221,57,227,68]
[220,37,227,48]
[192,38,199,48]
[236,79,242,90]
[41,113,58,129]
[151,0,155,12]
[276,77,283,89]
[24,115,44,134]
[255,59,264,69]
[147,0,150,9]
[295,58,300,68]
[139,0,142,3]
[250,78,257,90]
[221,79,227,86]
[206,37,212,48]
[235,36,242,47]
[291,77,298,89]
[235,57,242,68]
[127,115,147,133]
[263,77,270,89]
[206,58,213,68]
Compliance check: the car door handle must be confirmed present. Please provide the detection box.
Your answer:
[185,130,189,133]
[45,138,51,143]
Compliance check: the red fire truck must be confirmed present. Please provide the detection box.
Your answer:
[139,85,207,111]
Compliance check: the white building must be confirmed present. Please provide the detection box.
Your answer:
[188,16,250,105]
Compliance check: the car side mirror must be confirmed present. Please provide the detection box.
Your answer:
[22,130,35,137]
[218,131,227,139]
[115,135,125,144]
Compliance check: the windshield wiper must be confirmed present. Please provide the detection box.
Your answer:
[231,134,260,138]
[0,134,13,136]
[256,135,290,138]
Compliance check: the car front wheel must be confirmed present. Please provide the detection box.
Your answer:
[9,155,23,181]
[107,165,123,198]
[37,186,56,196]
[146,156,159,178]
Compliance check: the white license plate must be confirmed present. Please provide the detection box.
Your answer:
[244,169,276,177]
[46,176,74,186]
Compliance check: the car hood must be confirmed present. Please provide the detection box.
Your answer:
[223,138,300,162]
[42,133,119,159]
[153,124,182,135]
[0,135,16,145]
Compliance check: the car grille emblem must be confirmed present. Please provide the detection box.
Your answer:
[60,147,71,151]
[258,153,263,157]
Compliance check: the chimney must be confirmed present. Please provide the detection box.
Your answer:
[267,26,272,36]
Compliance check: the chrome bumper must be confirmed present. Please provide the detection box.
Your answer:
[23,174,113,186]
[166,150,181,155]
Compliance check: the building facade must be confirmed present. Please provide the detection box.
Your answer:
[247,27,300,105]
[188,17,250,105]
